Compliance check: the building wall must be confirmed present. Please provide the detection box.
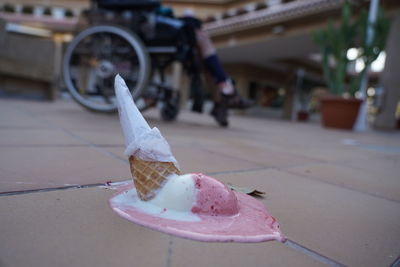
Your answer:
[0,0,258,18]
[0,0,90,10]
[164,0,256,19]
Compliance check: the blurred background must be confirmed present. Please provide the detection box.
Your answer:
[0,0,399,129]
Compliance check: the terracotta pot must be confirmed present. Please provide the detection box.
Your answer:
[320,96,362,130]
[297,111,309,121]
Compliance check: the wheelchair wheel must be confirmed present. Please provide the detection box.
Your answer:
[63,25,151,113]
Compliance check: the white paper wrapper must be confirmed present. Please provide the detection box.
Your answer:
[114,75,179,169]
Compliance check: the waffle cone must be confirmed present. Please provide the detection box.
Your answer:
[129,156,180,201]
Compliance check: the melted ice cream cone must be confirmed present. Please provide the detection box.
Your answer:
[114,75,180,201]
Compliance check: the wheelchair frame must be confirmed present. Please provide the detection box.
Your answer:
[63,0,203,120]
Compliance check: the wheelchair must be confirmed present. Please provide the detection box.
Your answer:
[63,0,204,121]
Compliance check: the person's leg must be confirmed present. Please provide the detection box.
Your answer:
[196,29,253,126]
[196,30,253,105]
[196,30,232,93]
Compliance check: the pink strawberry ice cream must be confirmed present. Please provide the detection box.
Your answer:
[191,173,239,216]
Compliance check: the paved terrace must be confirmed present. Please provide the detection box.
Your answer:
[0,98,399,267]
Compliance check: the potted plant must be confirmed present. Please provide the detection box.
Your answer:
[313,0,390,129]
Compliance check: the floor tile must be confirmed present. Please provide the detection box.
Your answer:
[1,98,399,266]
[200,141,320,168]
[0,103,48,128]
[287,162,400,202]
[170,238,325,267]
[214,169,400,266]
[0,187,170,267]
[0,128,83,146]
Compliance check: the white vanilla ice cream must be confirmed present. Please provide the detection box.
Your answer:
[149,174,196,212]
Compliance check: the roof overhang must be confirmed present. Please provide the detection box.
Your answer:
[204,0,343,37]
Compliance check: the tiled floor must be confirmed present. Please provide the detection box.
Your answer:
[1,98,399,267]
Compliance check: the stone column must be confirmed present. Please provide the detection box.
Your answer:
[281,69,296,120]
[373,12,400,130]
[51,33,64,100]
[233,76,249,115]
[234,76,248,97]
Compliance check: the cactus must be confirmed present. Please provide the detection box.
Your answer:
[349,8,391,95]
[313,0,390,96]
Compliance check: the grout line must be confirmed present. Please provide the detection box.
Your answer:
[94,144,125,148]
[211,165,400,204]
[0,183,106,197]
[203,146,327,167]
[205,166,271,176]
[284,239,346,267]
[0,144,124,148]
[334,159,399,178]
[0,167,280,197]
[0,126,54,130]
[200,147,266,167]
[58,127,128,164]
[16,106,128,165]
[226,163,400,204]
[391,255,400,267]
[282,168,400,204]
[165,236,174,267]
[0,144,92,148]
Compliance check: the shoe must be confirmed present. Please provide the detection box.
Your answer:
[222,94,254,109]
[219,79,254,109]
[210,102,229,127]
